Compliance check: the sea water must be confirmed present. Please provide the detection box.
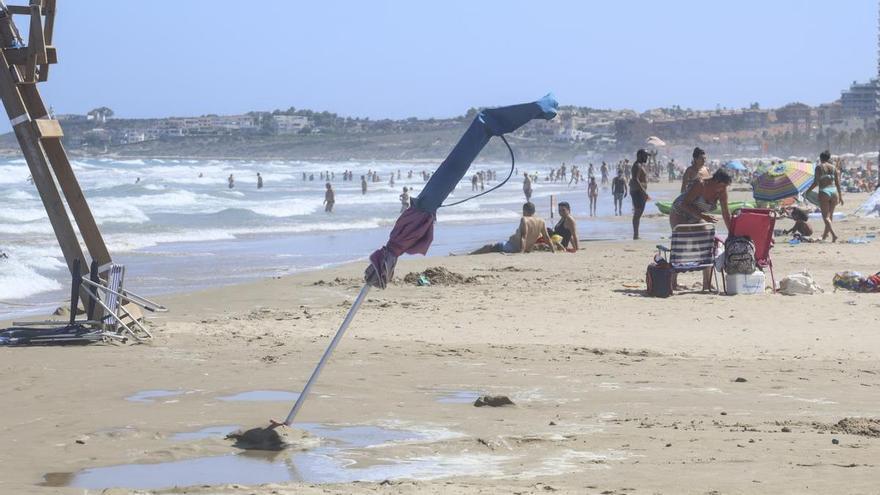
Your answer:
[0,157,668,319]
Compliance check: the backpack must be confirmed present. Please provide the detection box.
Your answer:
[646,260,673,298]
[725,236,756,274]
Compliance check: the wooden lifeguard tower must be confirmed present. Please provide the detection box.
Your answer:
[0,1,163,344]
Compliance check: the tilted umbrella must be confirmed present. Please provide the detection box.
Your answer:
[753,161,814,201]
[266,94,559,431]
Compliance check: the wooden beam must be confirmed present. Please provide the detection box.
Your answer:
[19,83,112,269]
[42,0,55,44]
[0,49,87,279]
[3,46,57,65]
[5,5,34,15]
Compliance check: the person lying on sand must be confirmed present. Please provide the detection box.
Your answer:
[470,202,555,254]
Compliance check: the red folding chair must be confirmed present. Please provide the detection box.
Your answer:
[726,208,777,293]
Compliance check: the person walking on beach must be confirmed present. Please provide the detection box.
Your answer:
[600,162,609,186]
[804,150,843,242]
[681,147,710,193]
[588,176,599,217]
[630,149,650,240]
[399,186,411,213]
[523,172,533,201]
[324,182,335,213]
[361,175,368,195]
[612,169,628,216]
[667,159,677,182]
[228,174,234,189]
[470,202,555,254]
[471,174,479,191]
[257,172,263,189]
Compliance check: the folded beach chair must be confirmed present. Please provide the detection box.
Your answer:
[725,208,777,293]
[656,223,721,294]
[79,262,167,342]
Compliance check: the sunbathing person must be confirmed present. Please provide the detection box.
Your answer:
[548,201,579,252]
[470,202,555,254]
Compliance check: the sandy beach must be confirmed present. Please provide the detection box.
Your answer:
[2,182,880,495]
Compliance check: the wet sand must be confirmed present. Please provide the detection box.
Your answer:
[2,185,880,494]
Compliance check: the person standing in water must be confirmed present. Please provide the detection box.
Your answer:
[630,149,650,240]
[257,172,263,189]
[588,176,599,217]
[324,182,335,213]
[804,150,843,242]
[361,175,368,195]
[228,174,235,189]
[600,162,609,186]
[612,169,628,216]
[523,172,533,201]
[399,186,411,213]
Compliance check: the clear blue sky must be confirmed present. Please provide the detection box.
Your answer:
[33,0,879,119]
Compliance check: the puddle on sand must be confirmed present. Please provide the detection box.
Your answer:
[125,390,185,403]
[435,390,481,404]
[44,423,503,490]
[217,390,301,402]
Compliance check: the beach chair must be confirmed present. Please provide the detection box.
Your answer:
[79,262,167,342]
[4,260,106,345]
[725,208,777,293]
[656,223,721,294]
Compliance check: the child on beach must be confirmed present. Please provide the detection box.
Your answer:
[782,207,814,240]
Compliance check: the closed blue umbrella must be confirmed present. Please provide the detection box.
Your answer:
[724,160,747,172]
[365,94,558,287]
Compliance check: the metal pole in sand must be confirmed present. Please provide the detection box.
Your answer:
[275,283,371,427]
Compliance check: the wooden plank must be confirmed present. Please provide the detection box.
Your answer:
[5,5,34,15]
[0,49,87,280]
[42,137,112,267]
[33,117,62,137]
[43,0,55,45]
[3,46,57,65]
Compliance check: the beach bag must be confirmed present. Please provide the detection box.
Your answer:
[780,271,823,295]
[646,261,673,298]
[724,236,755,274]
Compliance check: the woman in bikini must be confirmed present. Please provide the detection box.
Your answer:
[804,150,843,242]
[669,169,733,291]
[549,201,579,251]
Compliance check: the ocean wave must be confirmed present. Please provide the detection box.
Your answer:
[0,261,62,300]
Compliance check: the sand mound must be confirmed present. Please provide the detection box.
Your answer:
[226,426,314,451]
[403,267,478,286]
[821,418,880,438]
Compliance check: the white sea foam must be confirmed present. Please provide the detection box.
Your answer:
[0,262,62,300]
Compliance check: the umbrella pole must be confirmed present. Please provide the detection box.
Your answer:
[273,283,371,427]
